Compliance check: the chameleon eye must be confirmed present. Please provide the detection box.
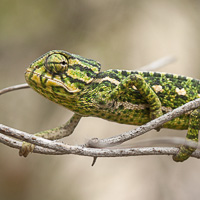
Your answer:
[45,53,68,74]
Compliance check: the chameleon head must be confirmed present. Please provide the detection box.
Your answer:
[25,50,101,103]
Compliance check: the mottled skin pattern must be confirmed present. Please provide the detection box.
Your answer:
[19,50,200,161]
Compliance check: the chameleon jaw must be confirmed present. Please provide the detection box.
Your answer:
[25,69,81,93]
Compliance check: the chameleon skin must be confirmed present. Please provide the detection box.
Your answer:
[21,50,200,161]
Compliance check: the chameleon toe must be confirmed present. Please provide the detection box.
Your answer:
[19,142,35,157]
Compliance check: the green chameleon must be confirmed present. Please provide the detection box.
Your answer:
[20,50,200,161]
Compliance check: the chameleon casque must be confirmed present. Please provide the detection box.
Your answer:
[20,50,200,161]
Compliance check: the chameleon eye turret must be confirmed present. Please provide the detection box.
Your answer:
[45,53,68,74]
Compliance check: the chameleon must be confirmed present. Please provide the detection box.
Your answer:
[19,50,200,161]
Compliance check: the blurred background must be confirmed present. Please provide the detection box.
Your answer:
[1,0,200,199]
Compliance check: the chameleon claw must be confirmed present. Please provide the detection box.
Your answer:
[91,157,98,166]
[19,142,35,157]
[154,126,162,132]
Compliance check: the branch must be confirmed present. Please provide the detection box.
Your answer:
[0,132,60,155]
[0,83,29,95]
[1,124,200,159]
[130,136,200,149]
[137,55,176,71]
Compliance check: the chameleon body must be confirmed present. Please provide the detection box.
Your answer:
[20,50,200,161]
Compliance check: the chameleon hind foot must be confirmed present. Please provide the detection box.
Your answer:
[19,142,35,157]
[172,145,196,162]
[173,108,200,162]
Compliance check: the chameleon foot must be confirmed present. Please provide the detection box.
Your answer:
[19,142,35,157]
[173,109,200,162]
[172,146,195,162]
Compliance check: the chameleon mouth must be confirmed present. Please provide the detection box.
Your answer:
[25,69,81,93]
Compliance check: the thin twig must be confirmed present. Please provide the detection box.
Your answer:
[0,124,200,159]
[128,136,199,149]
[138,55,176,71]
[0,83,29,95]
[0,133,60,155]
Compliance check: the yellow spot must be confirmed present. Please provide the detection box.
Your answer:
[95,77,120,85]
[160,72,166,76]
[175,88,187,96]
[31,74,40,84]
[149,72,155,76]
[152,85,164,93]
[69,58,82,65]
[173,74,178,78]
[198,94,200,98]
[132,85,137,90]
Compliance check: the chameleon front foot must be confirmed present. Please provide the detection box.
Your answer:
[19,142,35,157]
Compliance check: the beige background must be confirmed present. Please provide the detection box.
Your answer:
[1,0,200,199]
